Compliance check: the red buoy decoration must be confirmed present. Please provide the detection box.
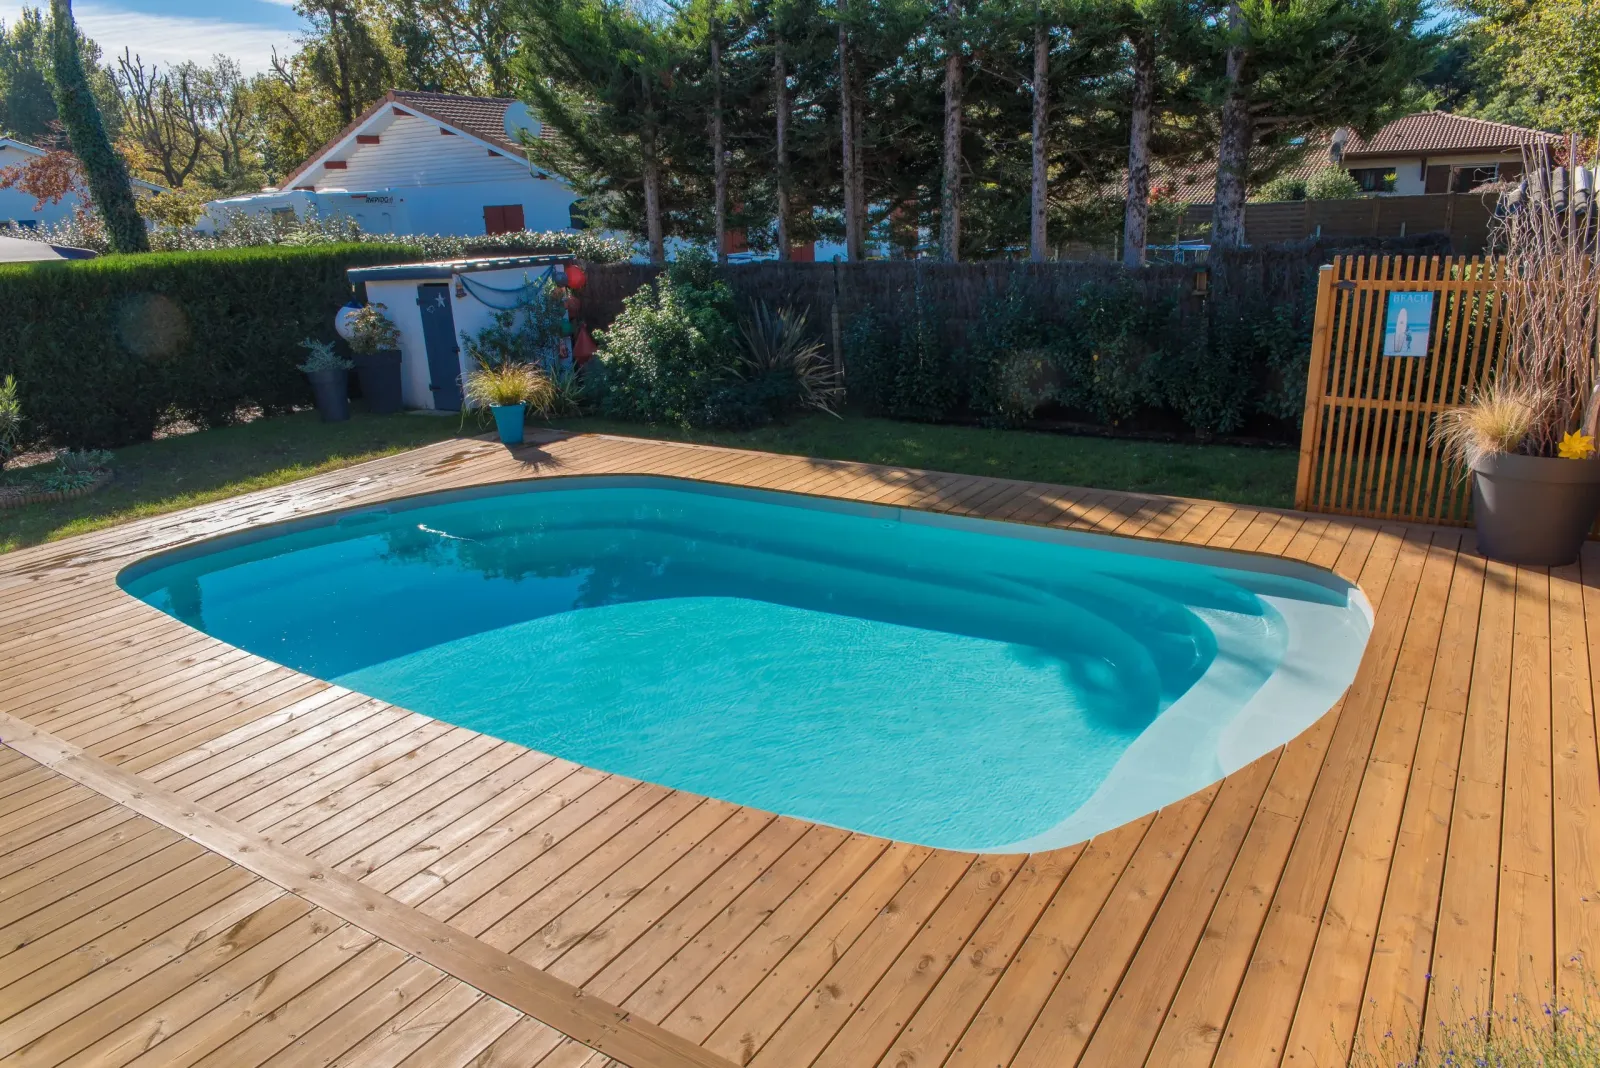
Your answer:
[564,294,581,315]
[573,322,597,365]
[564,264,587,291]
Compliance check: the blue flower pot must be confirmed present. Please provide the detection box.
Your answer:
[490,403,525,445]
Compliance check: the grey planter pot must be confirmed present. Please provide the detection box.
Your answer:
[1471,451,1600,566]
[306,368,350,423]
[353,349,403,414]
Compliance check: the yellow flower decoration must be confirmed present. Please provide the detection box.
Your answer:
[1558,431,1597,460]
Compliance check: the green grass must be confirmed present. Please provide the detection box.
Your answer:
[0,410,1298,554]
[548,415,1299,508]
[0,411,467,553]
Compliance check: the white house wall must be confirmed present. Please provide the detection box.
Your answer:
[309,113,528,191]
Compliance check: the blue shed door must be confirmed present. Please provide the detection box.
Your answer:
[417,283,461,411]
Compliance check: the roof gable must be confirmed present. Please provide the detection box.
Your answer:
[277,90,549,191]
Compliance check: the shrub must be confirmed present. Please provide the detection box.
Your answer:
[0,375,21,468]
[1254,174,1309,202]
[737,301,842,417]
[459,284,567,370]
[845,272,960,422]
[964,279,1057,427]
[0,243,416,448]
[594,249,748,428]
[1306,167,1364,200]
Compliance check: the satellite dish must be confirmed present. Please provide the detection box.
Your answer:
[503,101,542,145]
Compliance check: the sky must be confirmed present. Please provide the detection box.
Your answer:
[3,0,309,74]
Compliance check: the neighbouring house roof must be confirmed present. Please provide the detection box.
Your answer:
[1340,111,1562,159]
[275,89,550,192]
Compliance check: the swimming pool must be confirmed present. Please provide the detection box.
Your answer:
[120,476,1371,852]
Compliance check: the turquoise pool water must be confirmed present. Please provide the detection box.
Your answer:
[119,477,1370,851]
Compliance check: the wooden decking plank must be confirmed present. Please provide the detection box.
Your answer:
[1009,786,1222,1068]
[1353,547,1486,1053]
[1494,565,1555,1009]
[649,831,885,1038]
[741,849,981,1068]
[1076,753,1282,1068]
[1281,535,1460,1066]
[942,815,1156,1068]
[1426,556,1517,1032]
[0,715,743,1068]
[1208,528,1423,1068]
[247,959,449,1068]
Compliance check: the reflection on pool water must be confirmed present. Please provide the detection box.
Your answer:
[120,477,1371,851]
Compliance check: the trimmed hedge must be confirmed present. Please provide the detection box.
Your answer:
[0,244,419,448]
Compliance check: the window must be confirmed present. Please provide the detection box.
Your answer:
[1349,167,1396,193]
[1452,164,1499,192]
[483,204,525,235]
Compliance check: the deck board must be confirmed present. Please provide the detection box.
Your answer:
[1,429,1587,1067]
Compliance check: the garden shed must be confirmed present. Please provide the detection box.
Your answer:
[347,253,575,411]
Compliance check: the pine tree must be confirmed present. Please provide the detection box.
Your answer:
[49,0,146,253]
[1207,0,1430,249]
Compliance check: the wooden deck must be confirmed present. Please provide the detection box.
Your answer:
[1,430,1595,1068]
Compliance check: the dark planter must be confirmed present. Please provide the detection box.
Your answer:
[1472,451,1600,566]
[490,403,525,445]
[306,368,351,423]
[353,349,403,414]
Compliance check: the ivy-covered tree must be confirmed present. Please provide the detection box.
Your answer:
[1,5,120,145]
[48,0,145,252]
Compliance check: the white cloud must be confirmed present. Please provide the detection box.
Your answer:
[62,5,300,74]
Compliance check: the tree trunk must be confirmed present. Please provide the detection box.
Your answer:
[774,32,792,261]
[642,125,666,263]
[1029,18,1048,262]
[1121,32,1155,267]
[49,0,146,253]
[939,0,962,262]
[839,21,863,261]
[1211,2,1251,249]
[711,29,727,265]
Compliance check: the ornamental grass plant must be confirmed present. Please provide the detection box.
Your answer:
[463,361,557,415]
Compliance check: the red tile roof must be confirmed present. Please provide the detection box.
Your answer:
[1340,111,1561,158]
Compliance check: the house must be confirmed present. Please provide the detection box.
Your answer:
[0,137,165,230]
[201,90,580,237]
[1333,111,1563,195]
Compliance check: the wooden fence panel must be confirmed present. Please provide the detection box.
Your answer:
[1294,254,1506,524]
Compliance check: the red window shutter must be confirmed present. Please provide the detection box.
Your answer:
[356,134,379,145]
[484,205,504,233]
[504,204,524,231]
[323,160,347,170]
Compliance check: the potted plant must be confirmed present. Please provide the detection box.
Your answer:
[463,361,555,445]
[298,338,355,423]
[347,303,404,414]
[1435,153,1600,566]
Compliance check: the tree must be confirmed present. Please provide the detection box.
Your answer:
[939,0,963,261]
[1207,0,1430,249]
[113,52,205,188]
[1028,3,1048,260]
[49,0,145,251]
[1,5,120,144]
[1115,0,1209,266]
[515,0,679,261]
[387,0,520,95]
[1456,0,1600,134]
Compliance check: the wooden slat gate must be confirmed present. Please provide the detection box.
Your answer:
[1294,254,1507,524]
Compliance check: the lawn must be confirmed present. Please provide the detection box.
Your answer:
[0,410,1298,554]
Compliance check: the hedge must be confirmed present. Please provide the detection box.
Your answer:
[0,244,420,449]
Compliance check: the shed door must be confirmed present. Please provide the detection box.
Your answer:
[417,283,462,411]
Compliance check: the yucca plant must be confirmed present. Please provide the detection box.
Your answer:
[738,300,843,416]
[462,360,557,415]
[0,375,21,470]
